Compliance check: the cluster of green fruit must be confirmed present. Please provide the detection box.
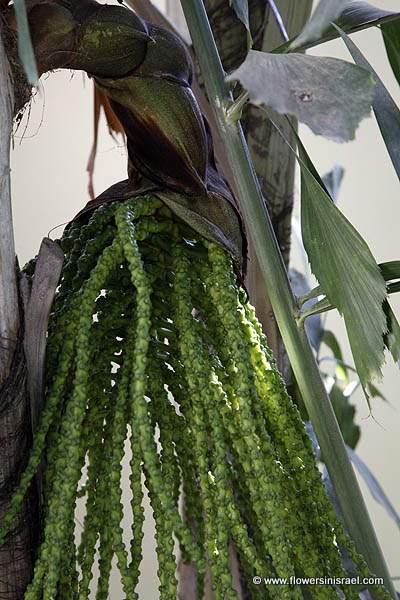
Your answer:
[0,196,387,599]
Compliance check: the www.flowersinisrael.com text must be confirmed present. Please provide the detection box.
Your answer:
[252,575,384,587]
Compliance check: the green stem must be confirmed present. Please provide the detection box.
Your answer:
[298,286,323,306]
[180,1,395,596]
[299,282,400,323]
[388,281,400,295]
[225,90,250,123]
[298,297,333,325]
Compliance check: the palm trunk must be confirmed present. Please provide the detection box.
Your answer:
[0,25,37,600]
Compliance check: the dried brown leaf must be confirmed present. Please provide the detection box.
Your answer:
[86,84,125,199]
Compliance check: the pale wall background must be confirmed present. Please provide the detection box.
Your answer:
[9,0,400,596]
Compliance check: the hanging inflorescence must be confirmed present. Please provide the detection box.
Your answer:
[0,195,390,600]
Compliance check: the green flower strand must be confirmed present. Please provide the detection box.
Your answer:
[187,241,356,599]
[150,274,209,577]
[334,530,392,600]
[107,327,138,600]
[205,242,299,596]
[147,356,180,509]
[85,279,138,597]
[202,350,279,599]
[95,402,117,600]
[0,322,77,546]
[25,239,124,600]
[242,303,363,598]
[119,205,179,600]
[57,500,79,600]
[77,402,110,599]
[66,225,116,304]
[235,310,341,596]
[150,332,205,579]
[173,244,237,600]
[143,466,178,600]
[156,356,206,590]
[45,293,122,512]
[205,368,272,599]
[56,203,117,308]
[116,202,204,572]
[145,357,184,594]
[127,422,145,592]
[189,267,269,581]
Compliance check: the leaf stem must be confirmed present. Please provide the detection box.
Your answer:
[299,280,400,323]
[318,355,358,374]
[297,296,333,326]
[180,1,396,595]
[0,30,19,381]
[298,285,323,306]
[13,0,38,84]
[267,0,289,42]
[388,281,400,295]
[225,90,249,123]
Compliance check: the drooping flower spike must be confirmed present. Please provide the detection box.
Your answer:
[1,196,389,600]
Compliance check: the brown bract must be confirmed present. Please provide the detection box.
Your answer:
[18,0,246,271]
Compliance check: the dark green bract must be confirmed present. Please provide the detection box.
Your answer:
[0,195,390,599]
